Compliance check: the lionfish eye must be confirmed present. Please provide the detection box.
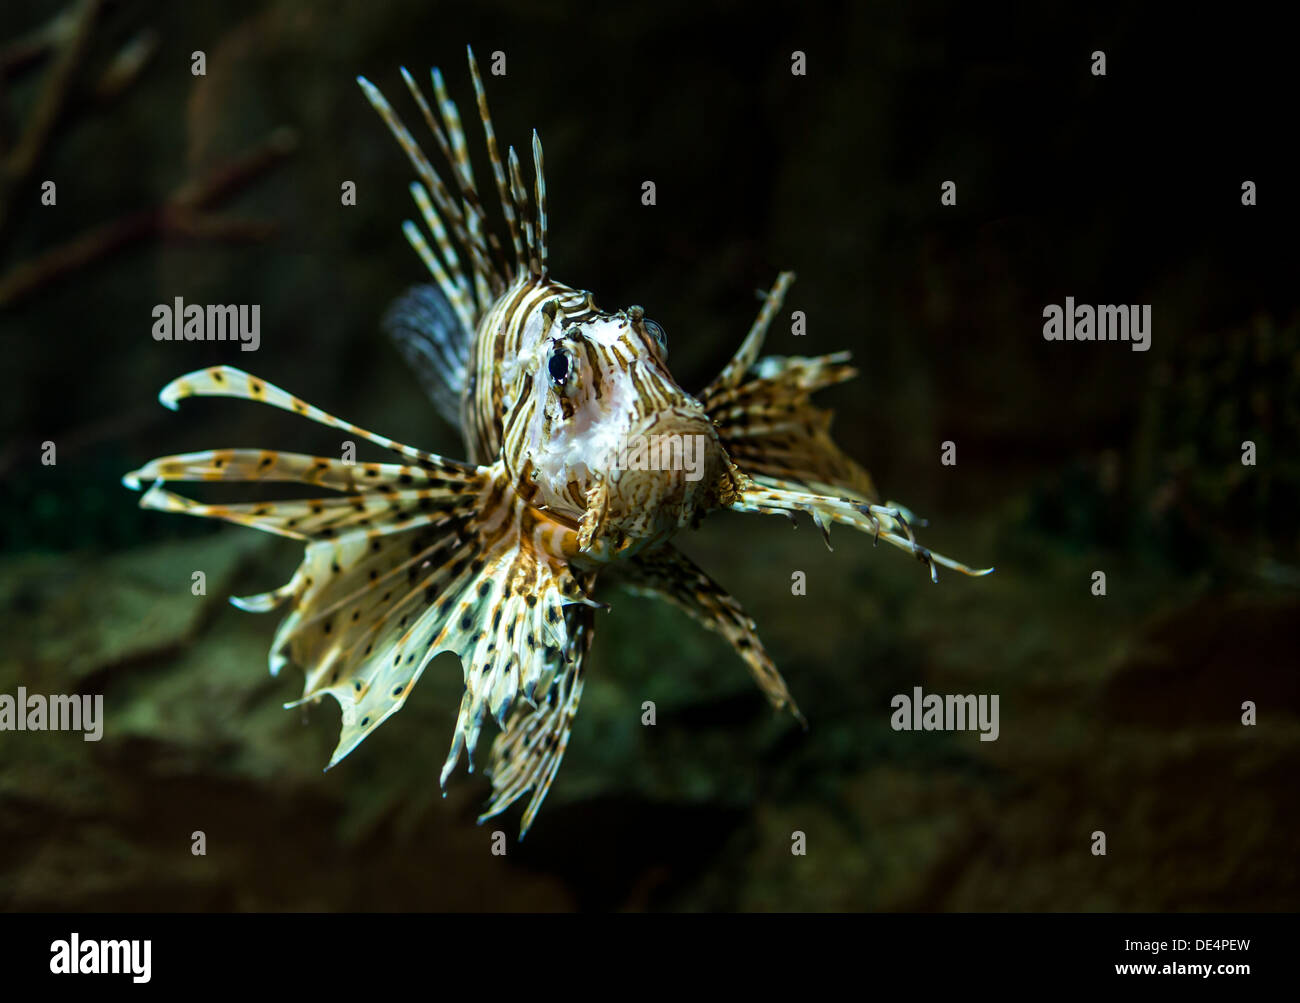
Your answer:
[548,347,571,384]
[645,319,667,355]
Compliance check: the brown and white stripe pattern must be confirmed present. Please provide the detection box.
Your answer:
[124,47,992,838]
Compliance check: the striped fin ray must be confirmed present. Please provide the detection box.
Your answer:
[405,184,475,331]
[430,67,477,191]
[270,475,509,767]
[701,271,796,397]
[479,603,594,837]
[122,449,451,495]
[466,45,526,275]
[357,75,497,296]
[129,481,468,542]
[729,475,994,581]
[701,272,991,581]
[620,544,804,725]
[507,146,538,276]
[267,523,465,675]
[280,465,602,787]
[704,351,881,502]
[126,391,602,804]
[149,365,452,469]
[399,62,509,294]
[430,64,513,287]
[397,66,468,202]
[465,195,495,313]
[356,69,503,313]
[361,46,550,336]
[531,131,548,278]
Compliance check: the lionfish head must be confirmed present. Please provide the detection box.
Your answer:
[503,293,730,555]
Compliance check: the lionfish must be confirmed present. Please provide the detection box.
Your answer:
[123,47,991,835]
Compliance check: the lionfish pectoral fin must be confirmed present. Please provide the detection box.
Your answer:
[384,283,473,431]
[477,604,596,838]
[122,370,603,808]
[697,275,991,582]
[423,475,600,805]
[729,477,994,582]
[699,275,882,502]
[701,271,796,396]
[884,499,927,528]
[289,464,596,799]
[619,544,804,726]
[128,366,455,469]
[121,367,482,538]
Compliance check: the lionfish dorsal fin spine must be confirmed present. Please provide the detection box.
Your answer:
[532,130,548,279]
[405,179,472,303]
[400,212,475,338]
[362,45,551,315]
[466,45,527,278]
[356,73,501,319]
[398,65,456,176]
[507,145,539,277]
[465,198,495,314]
[430,67,476,191]
[356,76,472,258]
[398,63,510,290]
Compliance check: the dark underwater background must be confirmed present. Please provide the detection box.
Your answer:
[1,0,1295,911]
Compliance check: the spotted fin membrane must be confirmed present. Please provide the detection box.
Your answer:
[123,364,600,832]
[124,47,991,838]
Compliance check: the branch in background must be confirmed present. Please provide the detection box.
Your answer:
[0,0,103,236]
[0,126,298,308]
[0,2,297,308]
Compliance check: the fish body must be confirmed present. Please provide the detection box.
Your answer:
[123,48,991,835]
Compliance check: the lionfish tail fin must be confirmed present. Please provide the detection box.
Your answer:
[621,545,804,725]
